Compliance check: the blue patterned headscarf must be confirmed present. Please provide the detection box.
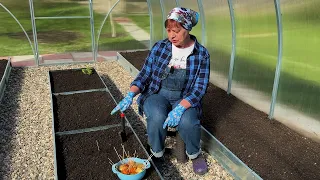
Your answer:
[166,7,199,31]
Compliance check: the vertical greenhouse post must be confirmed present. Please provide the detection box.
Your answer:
[175,0,180,7]
[89,0,96,62]
[29,0,39,65]
[147,0,154,49]
[159,0,166,39]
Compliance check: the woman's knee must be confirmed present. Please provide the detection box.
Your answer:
[178,108,200,130]
[143,94,170,125]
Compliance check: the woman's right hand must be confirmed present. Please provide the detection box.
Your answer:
[110,92,135,115]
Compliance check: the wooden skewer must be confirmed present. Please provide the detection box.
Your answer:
[108,158,114,166]
[114,147,124,163]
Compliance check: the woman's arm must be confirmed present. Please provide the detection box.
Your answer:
[183,53,210,108]
[130,42,160,93]
[129,85,140,95]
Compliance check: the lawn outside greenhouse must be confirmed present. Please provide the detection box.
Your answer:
[0,0,320,180]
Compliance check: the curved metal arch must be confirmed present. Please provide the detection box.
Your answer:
[95,0,121,58]
[227,0,236,94]
[269,0,283,119]
[0,3,35,56]
[196,0,206,46]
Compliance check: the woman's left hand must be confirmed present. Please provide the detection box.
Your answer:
[163,104,187,129]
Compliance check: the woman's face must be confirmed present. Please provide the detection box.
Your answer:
[166,20,190,48]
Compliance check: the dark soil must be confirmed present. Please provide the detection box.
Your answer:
[0,59,8,80]
[50,68,105,93]
[55,126,160,180]
[120,51,149,71]
[53,91,121,132]
[119,50,320,180]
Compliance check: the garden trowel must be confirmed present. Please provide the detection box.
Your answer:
[119,113,127,142]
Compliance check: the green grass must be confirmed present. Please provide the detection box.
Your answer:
[0,0,146,56]
[125,14,150,33]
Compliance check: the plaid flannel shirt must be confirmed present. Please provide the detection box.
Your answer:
[131,35,210,116]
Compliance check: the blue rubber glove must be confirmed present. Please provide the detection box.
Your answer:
[163,104,187,129]
[111,92,135,115]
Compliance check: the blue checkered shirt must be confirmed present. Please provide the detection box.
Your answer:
[131,35,210,116]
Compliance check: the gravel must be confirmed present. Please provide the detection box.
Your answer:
[0,61,233,180]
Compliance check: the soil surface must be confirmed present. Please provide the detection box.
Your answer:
[55,126,160,180]
[119,50,320,180]
[50,68,105,93]
[120,51,149,71]
[53,91,121,132]
[0,59,8,80]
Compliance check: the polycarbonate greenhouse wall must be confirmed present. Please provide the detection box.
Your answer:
[0,0,319,142]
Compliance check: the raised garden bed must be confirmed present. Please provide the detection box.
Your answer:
[53,91,121,132]
[119,50,320,180]
[0,58,11,103]
[55,126,159,179]
[49,68,105,93]
[49,67,162,179]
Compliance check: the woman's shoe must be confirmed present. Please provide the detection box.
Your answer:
[191,154,208,175]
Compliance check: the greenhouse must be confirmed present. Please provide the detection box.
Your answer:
[0,0,319,179]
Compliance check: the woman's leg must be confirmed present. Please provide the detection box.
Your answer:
[143,94,171,157]
[176,106,201,159]
[173,102,208,175]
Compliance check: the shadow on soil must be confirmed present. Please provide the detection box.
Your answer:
[0,67,24,178]
[99,73,184,180]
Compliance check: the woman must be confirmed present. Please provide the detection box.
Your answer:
[111,7,210,175]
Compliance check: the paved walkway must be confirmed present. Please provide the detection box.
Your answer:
[114,17,150,48]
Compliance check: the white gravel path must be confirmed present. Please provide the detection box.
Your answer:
[0,61,233,180]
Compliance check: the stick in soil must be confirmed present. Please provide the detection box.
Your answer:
[96,140,100,151]
[114,147,125,163]
[108,158,114,166]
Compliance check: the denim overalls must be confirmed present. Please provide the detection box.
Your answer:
[158,66,186,103]
[143,66,201,159]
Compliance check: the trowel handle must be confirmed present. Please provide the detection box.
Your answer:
[120,113,125,131]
